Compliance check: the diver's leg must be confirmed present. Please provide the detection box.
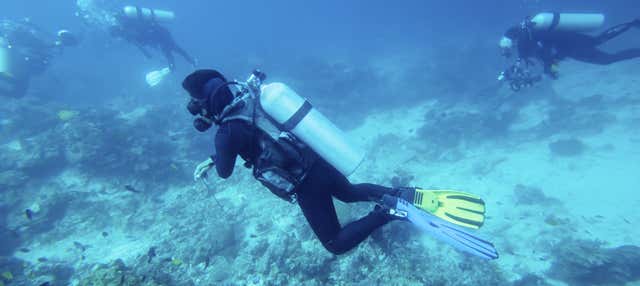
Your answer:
[297,188,392,255]
[571,48,640,65]
[296,161,393,254]
[311,160,392,203]
[172,44,196,67]
[334,183,394,203]
[594,22,636,45]
[605,49,640,63]
[160,46,176,70]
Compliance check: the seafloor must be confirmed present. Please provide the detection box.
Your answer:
[1,56,639,286]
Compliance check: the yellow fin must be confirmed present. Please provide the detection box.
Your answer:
[57,110,78,121]
[171,258,182,266]
[1,271,13,281]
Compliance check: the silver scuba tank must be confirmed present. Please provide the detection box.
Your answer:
[530,13,605,32]
[122,6,175,23]
[256,80,365,176]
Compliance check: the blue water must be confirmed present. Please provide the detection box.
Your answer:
[1,0,639,285]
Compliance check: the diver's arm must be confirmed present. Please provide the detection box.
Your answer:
[135,43,152,58]
[160,45,176,70]
[539,47,559,79]
[172,44,197,67]
[214,122,242,179]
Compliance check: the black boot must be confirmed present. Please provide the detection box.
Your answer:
[376,194,409,220]
[391,187,416,203]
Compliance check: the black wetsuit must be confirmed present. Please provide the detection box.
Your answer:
[514,20,640,76]
[113,17,195,70]
[1,20,57,97]
[214,120,395,254]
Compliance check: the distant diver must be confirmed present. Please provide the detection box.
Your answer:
[109,6,197,86]
[498,12,640,88]
[182,69,498,259]
[0,19,78,98]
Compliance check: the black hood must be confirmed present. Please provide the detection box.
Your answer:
[182,69,234,116]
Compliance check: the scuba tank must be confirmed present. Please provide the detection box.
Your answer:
[0,39,16,95]
[211,70,365,202]
[122,6,175,23]
[259,82,365,177]
[0,36,11,76]
[0,45,10,77]
[530,13,604,32]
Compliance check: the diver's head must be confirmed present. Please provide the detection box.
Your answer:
[55,30,79,47]
[499,26,520,58]
[182,69,234,132]
[499,36,513,57]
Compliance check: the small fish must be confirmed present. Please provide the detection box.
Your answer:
[147,247,157,263]
[623,218,631,224]
[39,282,51,286]
[37,257,48,262]
[124,185,141,193]
[18,248,30,253]
[101,231,109,237]
[25,209,34,220]
[73,241,87,252]
[204,256,210,269]
[1,271,13,280]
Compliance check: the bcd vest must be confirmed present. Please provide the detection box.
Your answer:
[221,95,317,202]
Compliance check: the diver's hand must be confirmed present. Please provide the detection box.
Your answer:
[193,156,216,181]
[549,64,560,79]
[497,71,506,81]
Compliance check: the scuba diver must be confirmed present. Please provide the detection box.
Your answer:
[0,19,78,98]
[182,69,498,259]
[498,12,640,89]
[109,6,196,86]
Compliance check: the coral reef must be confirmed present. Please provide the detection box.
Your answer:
[511,274,552,286]
[78,259,162,286]
[547,239,640,286]
[548,138,586,157]
[417,107,517,158]
[512,184,561,206]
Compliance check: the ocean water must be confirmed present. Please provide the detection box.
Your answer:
[1,0,639,285]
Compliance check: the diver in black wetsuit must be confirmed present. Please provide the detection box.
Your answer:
[500,18,640,78]
[1,19,78,97]
[109,13,196,70]
[182,69,409,255]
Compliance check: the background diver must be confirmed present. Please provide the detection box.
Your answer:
[499,12,640,85]
[109,6,196,86]
[0,18,78,98]
[182,69,498,259]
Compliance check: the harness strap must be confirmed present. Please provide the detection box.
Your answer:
[549,12,561,31]
[282,101,312,132]
[150,9,157,23]
[135,6,143,20]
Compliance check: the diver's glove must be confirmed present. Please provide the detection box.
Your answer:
[193,156,216,181]
[549,64,560,79]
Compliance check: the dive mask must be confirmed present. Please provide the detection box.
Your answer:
[186,97,214,132]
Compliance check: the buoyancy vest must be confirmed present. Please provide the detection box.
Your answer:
[221,94,317,202]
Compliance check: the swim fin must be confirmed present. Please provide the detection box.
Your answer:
[145,67,171,87]
[382,195,498,260]
[400,188,486,229]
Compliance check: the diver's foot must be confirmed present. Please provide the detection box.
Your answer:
[391,187,415,203]
[378,194,409,220]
